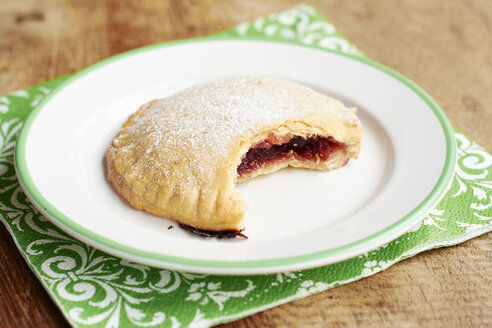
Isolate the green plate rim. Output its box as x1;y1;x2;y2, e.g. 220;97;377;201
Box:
15;36;457;271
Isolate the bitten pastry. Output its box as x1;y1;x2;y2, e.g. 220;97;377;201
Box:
106;77;362;234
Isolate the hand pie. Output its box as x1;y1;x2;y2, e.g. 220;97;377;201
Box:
106;77;362;234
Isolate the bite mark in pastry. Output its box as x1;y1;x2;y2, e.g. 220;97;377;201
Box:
106;77;362;233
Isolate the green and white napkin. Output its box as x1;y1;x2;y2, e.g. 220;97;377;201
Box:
1;5;491;328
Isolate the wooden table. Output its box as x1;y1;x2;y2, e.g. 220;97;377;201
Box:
1;0;491;327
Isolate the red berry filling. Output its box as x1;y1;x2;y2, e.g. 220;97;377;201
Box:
179;224;248;239
237;135;345;177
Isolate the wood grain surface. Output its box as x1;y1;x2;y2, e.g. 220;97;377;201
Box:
0;0;491;327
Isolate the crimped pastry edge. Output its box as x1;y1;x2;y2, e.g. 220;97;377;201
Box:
106;116;361;232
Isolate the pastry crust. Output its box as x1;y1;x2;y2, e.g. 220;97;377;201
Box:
106;77;362;231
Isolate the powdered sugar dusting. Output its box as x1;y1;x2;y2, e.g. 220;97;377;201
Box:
111;76;356;189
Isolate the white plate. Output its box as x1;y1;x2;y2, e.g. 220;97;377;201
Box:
16;38;456;275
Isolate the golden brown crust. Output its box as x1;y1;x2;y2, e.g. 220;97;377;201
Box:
106;77;362;231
